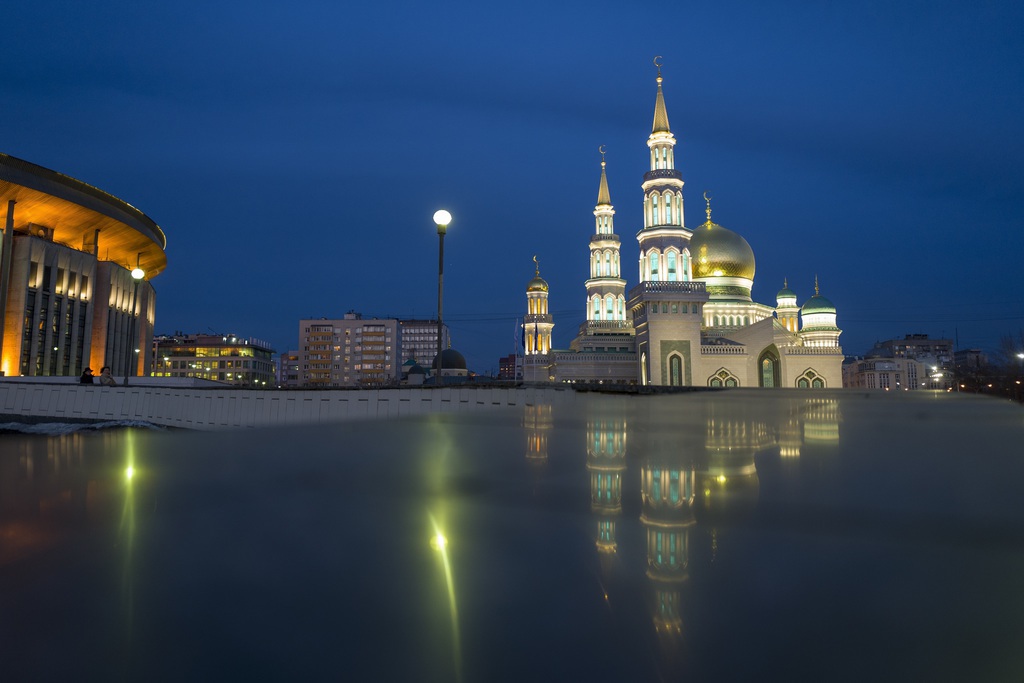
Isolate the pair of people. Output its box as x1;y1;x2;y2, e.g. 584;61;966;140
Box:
79;366;118;386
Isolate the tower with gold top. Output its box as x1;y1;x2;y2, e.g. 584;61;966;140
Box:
522;58;845;388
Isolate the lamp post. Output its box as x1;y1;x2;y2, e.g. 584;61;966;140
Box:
433;209;451;382
123;265;145;385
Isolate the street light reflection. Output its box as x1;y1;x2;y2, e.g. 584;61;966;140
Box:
429;513;461;683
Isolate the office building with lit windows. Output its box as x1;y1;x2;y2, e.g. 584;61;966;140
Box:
299;314;400;387
152;333;276;387
0;154;166;379
398;318;449;368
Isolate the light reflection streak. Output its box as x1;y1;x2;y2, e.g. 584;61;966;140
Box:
429;512;462;683
118;430;137;641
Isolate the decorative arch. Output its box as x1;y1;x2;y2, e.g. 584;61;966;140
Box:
796;368;826;388
667;353;684;386
708;368;739;388
758;346;781;388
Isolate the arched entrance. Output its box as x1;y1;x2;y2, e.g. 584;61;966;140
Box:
758;348;780;388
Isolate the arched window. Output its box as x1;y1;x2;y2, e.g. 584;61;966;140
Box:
593;296;601;320
652;194;659;224
709;369;739;387
759;350;780;388
798;377;809;388
664;191;673;223
813;378;825;388
669;355;683;386
667;251;677;281
681;252;690;281
650;252;659;279
603;252;611;277
605;295;614;318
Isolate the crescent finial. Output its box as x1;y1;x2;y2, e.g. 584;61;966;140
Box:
653;55;663;79
598;145;607;165
703;191;712;222
533;254;539;275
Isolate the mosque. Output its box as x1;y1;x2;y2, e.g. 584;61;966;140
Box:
522;64;843;388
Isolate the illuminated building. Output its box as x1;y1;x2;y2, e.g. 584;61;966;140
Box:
298;314;400;387
279;350;300;387
523;64;844;387
844;334;955;390
0;154;166;378
399;318;450;368
152;333;276;387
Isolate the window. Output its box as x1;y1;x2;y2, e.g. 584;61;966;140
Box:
669;355;682;386
667;251;677;281
650;252;659;279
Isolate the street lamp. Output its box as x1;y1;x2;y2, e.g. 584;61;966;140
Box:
433;209;452;382
123;265;146;385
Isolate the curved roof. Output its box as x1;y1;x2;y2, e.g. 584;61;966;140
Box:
689;219;755;281
0;153;168;278
432;348;467;370
801;294;836;314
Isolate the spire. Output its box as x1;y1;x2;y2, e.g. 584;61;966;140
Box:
534;254;540;276
597;146;611;205
652;56;671;133
814;275;820;296
703;191;713;224
784;277;788;289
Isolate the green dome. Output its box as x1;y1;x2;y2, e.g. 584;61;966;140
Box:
689;220;755;281
801;294;836;314
777;285;797;301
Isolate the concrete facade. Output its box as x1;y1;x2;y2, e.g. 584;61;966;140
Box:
0;380;573;430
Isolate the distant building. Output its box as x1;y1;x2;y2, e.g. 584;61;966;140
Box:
279;350;300;388
843;334;956;390
868;334;953;364
298;313;400;387
498;354;522;381
398;319;449;368
152;333;276;386
0;153;166;379
954;348;987;370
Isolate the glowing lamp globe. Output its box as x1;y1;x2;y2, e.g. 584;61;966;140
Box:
433;209;452;227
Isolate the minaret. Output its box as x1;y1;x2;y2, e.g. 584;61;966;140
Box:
627;58;708;387
586;147;627;322
799;276;841;348
524;257;554;356
637;57;691;284
775;278;800;332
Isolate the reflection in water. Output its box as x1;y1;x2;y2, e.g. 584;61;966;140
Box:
587;402;626;558
579;395;843;673
523;403;552;464
119;430;139;641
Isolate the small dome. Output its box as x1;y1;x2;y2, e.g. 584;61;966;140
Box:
689;220;755;281
801;294;836;315
432;348;467;370
527;275;549;292
777;283;797;302
408;363;426;375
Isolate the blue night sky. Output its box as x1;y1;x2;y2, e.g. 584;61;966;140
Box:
3;0;1023;372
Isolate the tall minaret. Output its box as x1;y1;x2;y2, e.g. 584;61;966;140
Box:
586;147;627;322
524;256;554;355
628;58;708;387
637;57;691;284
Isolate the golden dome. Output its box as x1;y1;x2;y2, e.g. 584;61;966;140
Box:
689;220;755;281
527;275;549;292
